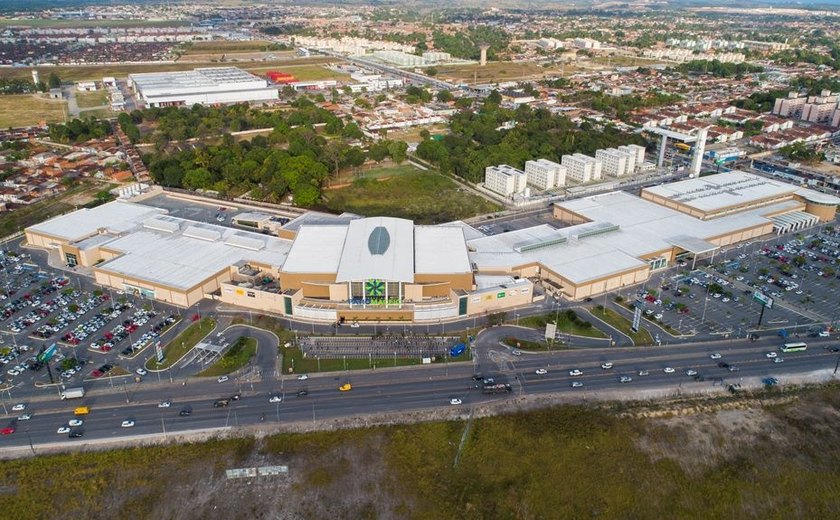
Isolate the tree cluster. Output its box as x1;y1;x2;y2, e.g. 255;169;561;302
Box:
415;98;647;183
675;60;764;78
139;104;408;207
48;117;111;144
432;26;510;60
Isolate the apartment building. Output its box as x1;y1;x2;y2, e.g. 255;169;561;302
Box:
524;159;566;190
562;154;603;183
618;144;646;172
595;148;631;177
485;164;527;196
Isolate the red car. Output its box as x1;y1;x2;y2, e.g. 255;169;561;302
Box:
90;369;103;378
1;426;15;435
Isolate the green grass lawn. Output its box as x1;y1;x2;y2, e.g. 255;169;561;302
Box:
281;344;462;374
518;310;608;339
147;317;216;370
501;336;567;351
196;337;256;377
590;306;654;345
75;90;109;108
323;169;502;224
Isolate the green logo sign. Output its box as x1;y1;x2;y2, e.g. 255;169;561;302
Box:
497;292;506;299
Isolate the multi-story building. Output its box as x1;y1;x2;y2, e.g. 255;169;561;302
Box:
562;154;602;183
484;165;527;196
421;51;451;63
618;144;646;172
773;93;808;118
372;50;426;67
524;159;566;191
595;148;631;178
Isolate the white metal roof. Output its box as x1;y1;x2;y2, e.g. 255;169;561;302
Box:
336;217;415;283
642;170;798;213
26;201;165;242
282;225;348;274
469;189;804;284
414;226;472;274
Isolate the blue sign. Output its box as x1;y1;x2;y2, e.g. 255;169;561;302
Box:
37;343;57;363
450;343;466;357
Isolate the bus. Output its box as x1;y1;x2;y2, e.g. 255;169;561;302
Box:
781;342;807;353
675;142;692;152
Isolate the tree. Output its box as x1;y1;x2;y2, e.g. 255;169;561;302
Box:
425;67;439;77
48;72;61;89
436;90;453;103
388;141;408;164
342;122;364;140
183;167;213;190
342;147;366;169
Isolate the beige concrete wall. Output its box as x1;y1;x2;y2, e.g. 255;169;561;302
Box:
403;284;423;302
414;272;474;291
218;283;285;312
338;309;413;321
301;282;331;299
552;206;591;225
804;201;837;221
466;282;533;314
278;272;336;290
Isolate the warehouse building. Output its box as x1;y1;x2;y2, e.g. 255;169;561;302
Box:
128;67;279;108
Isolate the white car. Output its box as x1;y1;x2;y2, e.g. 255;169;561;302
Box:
663;367;675;374
766;352;777;358
535;368;547;375
158;400;171;408
619;376;632;383
601;362;614;370
217;376;229;383
571;381;584;388
68;419;83;427
773;357;785;364
57;426;70;434
654;313;663;320
18;413;31;421
511;350;522;356
121;420;135;428
269;396;282;403
297;374;309;381
709;353;722;359
349;322;360;328
136;368;147;376
450;398;462;405
685;369;698;376
11;403;25;412
569;369;583;377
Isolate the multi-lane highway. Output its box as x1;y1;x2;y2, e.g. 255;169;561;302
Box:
1;328;838;452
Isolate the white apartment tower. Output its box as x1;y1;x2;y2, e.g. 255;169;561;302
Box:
484;165;527;197
562;154;603;183
618;144;645;172
524;159;566;190
595;148;631;177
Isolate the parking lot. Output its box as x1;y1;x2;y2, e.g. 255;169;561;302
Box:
140;194;244;227
0;243;184;391
623;222;840;339
474;209;559;236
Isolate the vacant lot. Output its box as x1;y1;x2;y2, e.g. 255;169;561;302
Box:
0;182;110;237
75;90;109;109
2;384;840;519
182;40;285;54
0;57;338;83
323;169;501;224
436;60;572;84
0;94;65;127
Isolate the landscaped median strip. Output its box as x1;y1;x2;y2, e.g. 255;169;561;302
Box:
145;317;216;371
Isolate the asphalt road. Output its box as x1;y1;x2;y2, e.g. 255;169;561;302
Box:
2;331;839;451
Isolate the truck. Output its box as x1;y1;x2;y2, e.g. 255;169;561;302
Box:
213;398;230;408
60;387;85;400
482;383;512;395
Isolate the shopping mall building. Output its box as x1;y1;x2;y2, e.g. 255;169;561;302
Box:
24;171;838;322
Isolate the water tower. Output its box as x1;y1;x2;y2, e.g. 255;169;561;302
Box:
479;45;489;67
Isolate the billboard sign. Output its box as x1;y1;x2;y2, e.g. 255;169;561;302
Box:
753;291;774;309
631;307;642;333
37;343;57;363
155;340;164;363
545;322;557;341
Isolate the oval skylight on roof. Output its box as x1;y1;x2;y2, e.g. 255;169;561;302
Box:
368;226;391;255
